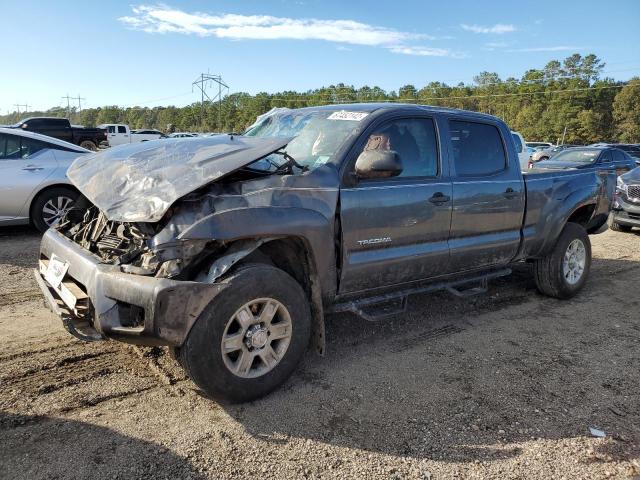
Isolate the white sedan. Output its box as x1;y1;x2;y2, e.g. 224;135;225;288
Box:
0;127;89;231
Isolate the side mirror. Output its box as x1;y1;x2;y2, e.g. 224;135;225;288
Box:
355;150;403;179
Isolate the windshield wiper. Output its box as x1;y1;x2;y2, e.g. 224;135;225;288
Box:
273;151;308;174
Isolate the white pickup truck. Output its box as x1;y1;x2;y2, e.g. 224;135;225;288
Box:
98;124;165;147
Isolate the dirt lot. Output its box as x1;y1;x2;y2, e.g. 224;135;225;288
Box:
0;226;639;479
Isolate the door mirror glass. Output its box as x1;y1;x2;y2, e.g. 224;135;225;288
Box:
355;149;403;178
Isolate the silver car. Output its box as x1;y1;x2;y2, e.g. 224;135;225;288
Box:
0;127;89;231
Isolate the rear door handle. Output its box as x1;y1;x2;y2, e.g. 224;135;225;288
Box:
429;192;450;204
503;188;518;199
22;165;44;171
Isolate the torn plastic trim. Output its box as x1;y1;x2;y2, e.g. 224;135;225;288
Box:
203;237;276;283
150;238;211;264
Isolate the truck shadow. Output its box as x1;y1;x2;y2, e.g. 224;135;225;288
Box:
219;258;640;464
0;412;206;480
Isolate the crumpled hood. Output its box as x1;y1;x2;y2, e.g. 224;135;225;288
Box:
66;135;291;222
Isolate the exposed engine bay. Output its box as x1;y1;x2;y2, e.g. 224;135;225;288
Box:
56;200;156;265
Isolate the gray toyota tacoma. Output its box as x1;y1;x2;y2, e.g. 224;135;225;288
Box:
34;104;614;402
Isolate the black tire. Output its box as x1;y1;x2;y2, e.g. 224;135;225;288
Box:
179;264;311;403
31;187;79;232
79;140;97;151
539;156;549;162
533;222;591;299
608;216;633;233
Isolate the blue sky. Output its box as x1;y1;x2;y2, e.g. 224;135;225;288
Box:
1;0;639;113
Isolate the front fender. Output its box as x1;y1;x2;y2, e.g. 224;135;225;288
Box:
179;206;336;296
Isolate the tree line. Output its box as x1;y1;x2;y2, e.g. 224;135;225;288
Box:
2;53;638;144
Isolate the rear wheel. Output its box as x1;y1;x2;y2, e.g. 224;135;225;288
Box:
79;140;97;151
179;264;311;402
533;222;591;299
31;187;79;232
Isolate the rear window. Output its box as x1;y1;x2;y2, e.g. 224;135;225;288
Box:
450;120;507;176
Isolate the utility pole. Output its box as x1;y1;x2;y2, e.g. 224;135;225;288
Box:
561;125;568;145
62;94;73;119
192;73;229;132
73;94;85;112
13;103;29;117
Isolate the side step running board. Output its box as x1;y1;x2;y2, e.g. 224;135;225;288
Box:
329;268;510;322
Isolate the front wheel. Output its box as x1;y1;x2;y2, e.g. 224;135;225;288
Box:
178;264;311;403
533;222;591;299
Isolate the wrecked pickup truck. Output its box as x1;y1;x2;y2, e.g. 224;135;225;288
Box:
34;104;613;402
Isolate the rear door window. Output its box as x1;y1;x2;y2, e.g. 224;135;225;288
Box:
117;126;127;134
20;137;47;158
449;120;507;176
600;151;613;163
613;150;627;163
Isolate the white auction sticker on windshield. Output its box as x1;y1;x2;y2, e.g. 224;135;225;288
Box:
327;111;369;121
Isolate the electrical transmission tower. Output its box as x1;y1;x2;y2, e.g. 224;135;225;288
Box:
192;73;229;131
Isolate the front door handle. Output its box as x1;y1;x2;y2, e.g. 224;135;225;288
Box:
22;165;44;171
503;188;518;199
428;192;450;204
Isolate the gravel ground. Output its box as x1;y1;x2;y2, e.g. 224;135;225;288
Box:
0;225;639;479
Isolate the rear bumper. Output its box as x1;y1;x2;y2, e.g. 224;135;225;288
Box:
35;229;226;346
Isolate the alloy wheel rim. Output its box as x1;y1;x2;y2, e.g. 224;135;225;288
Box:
563;239;586;285
221;298;292;378
42;196;74;227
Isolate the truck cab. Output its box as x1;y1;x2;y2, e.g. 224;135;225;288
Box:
99;124;131;147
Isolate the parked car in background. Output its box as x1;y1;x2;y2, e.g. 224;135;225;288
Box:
510;131;529;169
132;129;166;139
35;103;613;402
531;147;636;174
526;141;554;149
168;132;198;138
589;143;640;162
610;166;640;232
0;128;89;231
99;124;166;147
10;117;106;151
530;144;580;164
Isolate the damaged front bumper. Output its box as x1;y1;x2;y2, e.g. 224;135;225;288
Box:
34;229;226;346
